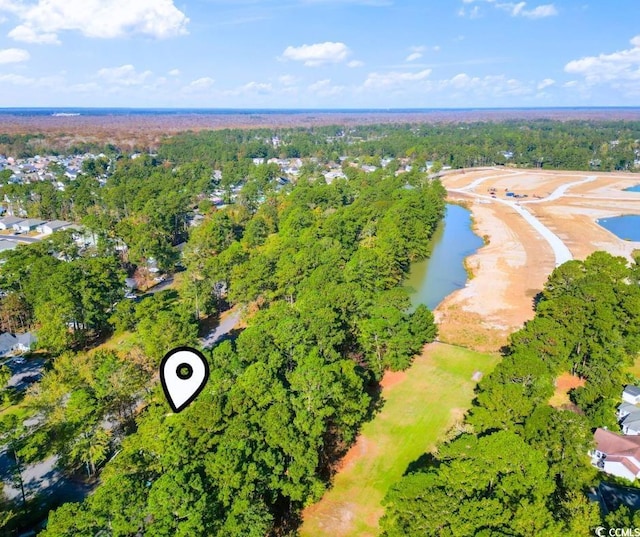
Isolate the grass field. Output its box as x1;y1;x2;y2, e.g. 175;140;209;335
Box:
300;342;499;537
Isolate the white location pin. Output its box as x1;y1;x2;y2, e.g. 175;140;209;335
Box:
160;347;209;413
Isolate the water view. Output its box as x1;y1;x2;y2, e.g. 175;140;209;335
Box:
624;184;640;193
405;204;484;310
597;215;640;241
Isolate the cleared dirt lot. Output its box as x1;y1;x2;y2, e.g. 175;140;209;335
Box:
438;168;640;351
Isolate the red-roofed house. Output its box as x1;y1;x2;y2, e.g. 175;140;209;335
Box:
592;428;640;481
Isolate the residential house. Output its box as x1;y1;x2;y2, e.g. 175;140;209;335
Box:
620;407;640;436
15;332;36;353
0;333;17;357
0;215;23;230
0;331;36;356
623;385;640;404
323;171;345;184
37;220;72;235
13;219;46;233
591;428;640;480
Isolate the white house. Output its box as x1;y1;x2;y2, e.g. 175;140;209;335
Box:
37;220;72;235
13;219;45;233
592;428;640;481
623;386;640;405
0;331;36;356
0;215;23;230
622;413;640;436
15;332;36;353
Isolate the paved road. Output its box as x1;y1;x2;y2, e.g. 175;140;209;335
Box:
145;277;175;294
451;186;573;267
0;235;41;244
5;357;45;392
200;308;243;349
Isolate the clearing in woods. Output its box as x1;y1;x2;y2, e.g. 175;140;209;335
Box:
300;342;498;537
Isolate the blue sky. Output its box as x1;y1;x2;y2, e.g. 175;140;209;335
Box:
0;0;638;108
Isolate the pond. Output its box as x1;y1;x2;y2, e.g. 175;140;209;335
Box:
624;185;640;193
405;204;484;310
597;215;640;242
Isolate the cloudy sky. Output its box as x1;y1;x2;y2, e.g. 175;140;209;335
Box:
0;0;637;108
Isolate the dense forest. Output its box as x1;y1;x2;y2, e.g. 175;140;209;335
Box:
1;149;445;534
381;252;640;536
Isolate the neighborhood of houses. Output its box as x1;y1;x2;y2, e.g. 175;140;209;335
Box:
0;216;82;257
0;331;36;358
591;385;640;481
0;152;103;187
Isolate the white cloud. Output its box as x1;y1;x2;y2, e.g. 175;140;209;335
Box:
496;2;557;18
405;46;425;62
4;0;188;44
521;3;557;17
0;72;63;88
442;72;533;96
223;81;273;97
168;68;180;77
564;35;640;89
0;47;29;63
187;77;215;90
8;24;59;44
278;74;298;86
68;82;100;93
363;69;431;89
241;81;272;94
0;73;32;84
347;59;364;68
281;41;350;66
97;64;152;86
300;0;393;5
308;78;344;97
537;78;555;90
458;5;481;17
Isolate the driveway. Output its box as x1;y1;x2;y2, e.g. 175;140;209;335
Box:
200;307;243;349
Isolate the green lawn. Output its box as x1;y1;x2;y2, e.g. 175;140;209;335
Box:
301;342;499;537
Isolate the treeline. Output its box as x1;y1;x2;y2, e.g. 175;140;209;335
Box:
0;132;118;159
381;252;640;536
3;120;640;171
155;120;640;171
40;173;445;535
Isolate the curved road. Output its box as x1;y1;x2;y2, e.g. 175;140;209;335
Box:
448;174;600;267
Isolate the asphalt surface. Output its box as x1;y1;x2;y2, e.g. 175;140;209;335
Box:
0;235;41;244
200;308;242;349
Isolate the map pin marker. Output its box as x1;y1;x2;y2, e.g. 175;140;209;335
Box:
160;347;209;413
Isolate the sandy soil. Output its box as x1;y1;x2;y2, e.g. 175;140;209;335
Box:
549;372;586;409
437;168;640;351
